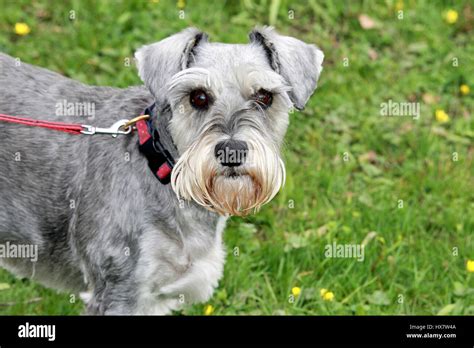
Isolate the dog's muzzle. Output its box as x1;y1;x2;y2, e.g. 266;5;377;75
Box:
171;131;286;216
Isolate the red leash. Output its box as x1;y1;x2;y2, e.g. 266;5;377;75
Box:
0;113;146;136
0;113;84;134
0;107;174;183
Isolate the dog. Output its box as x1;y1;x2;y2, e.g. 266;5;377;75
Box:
0;27;323;314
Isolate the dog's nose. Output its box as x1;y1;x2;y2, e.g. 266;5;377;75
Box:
214;140;248;167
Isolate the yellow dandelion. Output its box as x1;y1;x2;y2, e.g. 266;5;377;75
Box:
323;291;335;301
291;287;301;297
320;288;335;301
177;0;185;9
14;23;31;36
445;10;458;24
203;304;214;315
467;260;474;273
435;109;449;123
460;84;470;95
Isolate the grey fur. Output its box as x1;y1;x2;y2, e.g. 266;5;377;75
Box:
0;27;323;314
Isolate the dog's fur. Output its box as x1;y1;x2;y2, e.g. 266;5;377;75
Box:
0;27;323;314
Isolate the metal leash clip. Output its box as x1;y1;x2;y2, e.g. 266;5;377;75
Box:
81;119;132;137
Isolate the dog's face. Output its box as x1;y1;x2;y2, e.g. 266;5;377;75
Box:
135;27;323;216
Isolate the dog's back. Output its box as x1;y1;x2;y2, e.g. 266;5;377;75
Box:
0;53;101;289
0;53;150;291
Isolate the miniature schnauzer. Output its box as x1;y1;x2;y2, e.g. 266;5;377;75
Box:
0;27;323;314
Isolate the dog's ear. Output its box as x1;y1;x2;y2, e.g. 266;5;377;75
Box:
249;26;324;110
135;27;208;100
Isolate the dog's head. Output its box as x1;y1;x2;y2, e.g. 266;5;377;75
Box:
135;27;324;216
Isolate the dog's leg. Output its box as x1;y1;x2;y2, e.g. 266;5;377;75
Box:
73;241;141;315
85;276;138;315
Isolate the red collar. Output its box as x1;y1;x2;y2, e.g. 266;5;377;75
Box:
136;104;175;185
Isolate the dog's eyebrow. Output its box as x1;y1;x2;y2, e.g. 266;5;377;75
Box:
255;84;292;95
241;68;290;93
168;67;213;92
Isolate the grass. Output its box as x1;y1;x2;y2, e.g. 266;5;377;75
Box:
0;0;473;315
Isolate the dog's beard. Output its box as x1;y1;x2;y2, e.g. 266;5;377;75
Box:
171;130;285;216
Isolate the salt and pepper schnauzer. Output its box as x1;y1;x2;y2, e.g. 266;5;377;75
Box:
0;27;323;314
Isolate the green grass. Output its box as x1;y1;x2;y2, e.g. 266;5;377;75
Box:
0;0;473;315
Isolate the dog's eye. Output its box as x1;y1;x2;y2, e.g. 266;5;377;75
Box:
190;89;209;110
253;89;273;108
